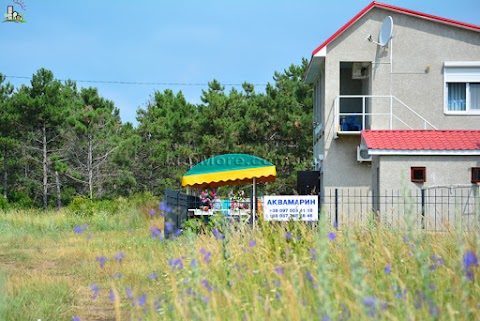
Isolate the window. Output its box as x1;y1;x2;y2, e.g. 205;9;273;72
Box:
472;168;480;183
444;62;480;114
446;82;480;112
411;167;426;183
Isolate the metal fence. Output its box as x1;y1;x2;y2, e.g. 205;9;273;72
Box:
164;189;202;238
322;186;480;231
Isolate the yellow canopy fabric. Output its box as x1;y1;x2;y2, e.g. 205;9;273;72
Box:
181;154;276;188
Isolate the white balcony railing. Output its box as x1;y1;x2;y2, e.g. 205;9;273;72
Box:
333;95;437;138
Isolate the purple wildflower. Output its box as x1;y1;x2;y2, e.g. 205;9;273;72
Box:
276;292;281;300
165;222;173;233
168;258;184;270
150;209;156;216
274;266;284;276
309;248;317;261
394;287;407;300
87;234;92;240
363;297;380;318
73;317;80;321
285;232;292;240
463;251;478;270
463;251;478;280
384;264;391;275
137;293;147;307
114;252;125;263
90;284;100;299
328;232;336;241
430;255;444;271
202;278;213;292
174;229;182;237
151;226;161;239
159;201;167;211
305;270;314;282
149;271;158;280
73;225;84;234
112;273;123;279
203;250;211;264
363;297;377;307
191;259;198;267
126;286;133;300
109;289;116;302
212;228;223;240
95;256;107;268
403;236;408;242
249;239;256;247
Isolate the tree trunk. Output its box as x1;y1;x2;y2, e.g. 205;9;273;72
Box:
3;144;7;200
87;133;93;200
55;170;61;209
42;123;48;210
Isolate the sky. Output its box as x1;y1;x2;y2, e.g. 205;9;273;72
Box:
1;0;479;125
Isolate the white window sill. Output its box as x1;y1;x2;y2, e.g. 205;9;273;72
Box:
444;111;480;115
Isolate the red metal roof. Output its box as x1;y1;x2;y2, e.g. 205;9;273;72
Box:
362;130;480;151
312;1;480;57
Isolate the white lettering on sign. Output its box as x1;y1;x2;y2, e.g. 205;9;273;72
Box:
263;195;318;221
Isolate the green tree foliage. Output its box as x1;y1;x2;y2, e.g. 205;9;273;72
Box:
64;87;122;200
14;69;74;209
0;74;15;200
0;60;313;208
135;89;198;195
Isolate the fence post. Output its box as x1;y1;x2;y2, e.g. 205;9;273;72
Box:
421;189;425;230
335;188;338;228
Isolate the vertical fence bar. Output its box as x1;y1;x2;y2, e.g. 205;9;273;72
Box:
335;188;339;228
421;189;425;230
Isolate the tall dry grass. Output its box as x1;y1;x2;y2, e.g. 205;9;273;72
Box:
0;204;478;321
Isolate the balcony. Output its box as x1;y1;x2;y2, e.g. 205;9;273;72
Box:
334;95;437;138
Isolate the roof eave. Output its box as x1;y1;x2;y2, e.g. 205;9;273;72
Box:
303;55;325;84
368;150;480;156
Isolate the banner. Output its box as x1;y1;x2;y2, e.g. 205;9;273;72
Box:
263;195;318;221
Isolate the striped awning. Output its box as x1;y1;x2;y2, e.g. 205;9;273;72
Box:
181;154;276;188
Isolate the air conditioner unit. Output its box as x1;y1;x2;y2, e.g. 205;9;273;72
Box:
357;146;372;162
352;62;369;79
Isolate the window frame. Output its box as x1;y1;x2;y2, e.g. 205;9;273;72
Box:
444;62;480;115
472;167;480;184
411;167;426;183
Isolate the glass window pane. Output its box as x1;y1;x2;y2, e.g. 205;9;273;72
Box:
448;83;466;111
470;83;480;110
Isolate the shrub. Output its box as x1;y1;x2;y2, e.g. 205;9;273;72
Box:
66;196;95;217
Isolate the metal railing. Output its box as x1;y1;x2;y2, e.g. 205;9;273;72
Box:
322;187;480;231
333;95;437;138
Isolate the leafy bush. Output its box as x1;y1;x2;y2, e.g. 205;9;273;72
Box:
66;196;95;217
8;192;33;210
0;197;8;211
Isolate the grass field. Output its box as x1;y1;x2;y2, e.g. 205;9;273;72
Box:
0;202;478;321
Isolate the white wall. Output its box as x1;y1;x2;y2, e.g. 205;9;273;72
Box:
317;7;480;190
